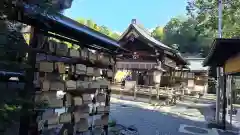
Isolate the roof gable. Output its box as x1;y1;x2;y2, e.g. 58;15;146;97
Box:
203;38;240;66
119;23;172;51
132;24;172;50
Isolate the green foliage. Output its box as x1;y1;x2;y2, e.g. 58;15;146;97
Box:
76;18;121;40
151;26;164;41
99;25;110;36
149;0;240;56
187;0;240;38
86;19;95;29
160;17;206;54
0;86;25;132
0;20;28;62
77;18;86;25
0;20;29;132
110;32;120;40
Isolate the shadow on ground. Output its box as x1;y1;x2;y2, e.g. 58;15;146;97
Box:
182;98;240;132
110;102;231;135
110;95;240;135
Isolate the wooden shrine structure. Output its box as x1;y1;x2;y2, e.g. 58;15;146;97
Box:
203;38;240;129
179;57;208;95
116;19;188;88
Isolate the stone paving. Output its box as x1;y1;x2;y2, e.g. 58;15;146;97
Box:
110;96;240;135
110;99;206;135
53;94;240;135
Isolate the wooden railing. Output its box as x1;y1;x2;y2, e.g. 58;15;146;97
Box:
111;84;184;105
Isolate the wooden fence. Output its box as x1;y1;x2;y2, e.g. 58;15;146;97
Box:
111;84;184;105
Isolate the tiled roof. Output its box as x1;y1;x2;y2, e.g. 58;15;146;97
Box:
132;24;172;50
203;38;240;66
16;3;129;53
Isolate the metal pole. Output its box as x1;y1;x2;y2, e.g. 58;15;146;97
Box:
218;0;227;129
216;0;223;124
218;0;223;38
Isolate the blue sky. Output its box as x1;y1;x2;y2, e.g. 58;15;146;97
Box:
64;0;188;32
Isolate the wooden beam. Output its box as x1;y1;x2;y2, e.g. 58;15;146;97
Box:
224;53;240;74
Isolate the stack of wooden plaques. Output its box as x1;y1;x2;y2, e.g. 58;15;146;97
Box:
33;37;115;134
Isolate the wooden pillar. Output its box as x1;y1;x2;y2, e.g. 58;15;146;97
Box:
135;70;139;85
148;71;151;86
132;70;136;81
169;68;173;87
180;68;183;79
134;85;137;100
149;86;152;103
180;69;185;95
172;69;176;85
19;28;39;135
113;56;117;83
